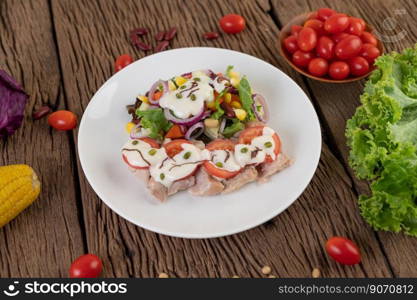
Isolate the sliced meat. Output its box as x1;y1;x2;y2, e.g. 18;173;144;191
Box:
168;176;196;196
129;167;150;185
189;167;224;196
222;166;258;194
148;177;168;202
257;153;292;183
246;120;266;128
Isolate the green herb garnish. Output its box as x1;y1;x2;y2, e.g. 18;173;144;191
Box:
160;173;165;180
132;140;139;145
215;162;223;168
264;141;272;148
238;76;256;121
183;152;191;159
240;147;248;153
135;108;173;140
148;149;157;156
190;94;196;101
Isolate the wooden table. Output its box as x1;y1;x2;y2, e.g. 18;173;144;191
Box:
1;0;416;278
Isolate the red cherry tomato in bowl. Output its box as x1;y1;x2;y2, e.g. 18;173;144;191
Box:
48;110;77;131
349;56;370;76
329;61;350;80
304;19;325;36
332;32;350;43
317;8;336;21
316;36;335;60
361;31;378;46
219;14;245;34
114;54;133;72
70;254;103;278
297;27;317;52
283;35;299;54
291;25;303;37
335;35;362;60
324;13;350;34
308;57;328;77
325;237;361;265
360;43;381;64
292;50;314;68
346;17;365;36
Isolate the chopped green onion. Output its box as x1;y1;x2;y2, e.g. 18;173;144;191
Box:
132;140;139;145
264;141;273;148
240;147;248;153
215;162;223;168
183;152;191;159
148;149;157;156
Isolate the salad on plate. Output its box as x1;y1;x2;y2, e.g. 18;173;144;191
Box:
121;67;292;202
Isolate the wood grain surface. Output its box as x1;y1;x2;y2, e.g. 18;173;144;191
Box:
0;0;416;277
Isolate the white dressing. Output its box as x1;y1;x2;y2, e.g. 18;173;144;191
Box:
122;139;167;168
250;127;277;161
209;150;241;172
234;144;266;167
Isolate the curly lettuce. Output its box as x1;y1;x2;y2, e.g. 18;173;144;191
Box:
136;108;172;140
346;45;417;236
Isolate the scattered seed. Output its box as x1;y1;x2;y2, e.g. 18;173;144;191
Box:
159;272;169;278
180;85;187;90
132;140;139;145
134;41;152;51
183;152;191;159
312;268;320;278
176;93;183;99
203;31;220;40
268;275;276;278
194;77;201;82
264;141;273;148
160;173;165;180
155;40;169;52
155;31;166;41
148;149;157;156
215;162;223;168
131;27;148;36
261;266;271;275
240;147;248;153
190;94;197;101
164;27;177;41
32;105;51;120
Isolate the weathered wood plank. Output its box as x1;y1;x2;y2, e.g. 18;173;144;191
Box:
0;0;85;277
271;0;417;276
51;0;391;277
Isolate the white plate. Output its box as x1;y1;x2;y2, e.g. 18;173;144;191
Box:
78;47;321;239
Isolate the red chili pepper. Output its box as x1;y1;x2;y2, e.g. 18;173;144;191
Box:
155;41;169;52
164;27;177;41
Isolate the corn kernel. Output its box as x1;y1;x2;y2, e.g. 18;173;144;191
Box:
138;95;149;103
234;109;247;121
168;81;177;91
175;76;187;86
125;122;135;133
204;118;219;128
138;102;149;111
207;101;216;109
229;71;240;79
225;93;232;104
231;77;240;87
231;101;242;109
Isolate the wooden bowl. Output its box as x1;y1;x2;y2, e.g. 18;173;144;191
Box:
278;12;384;83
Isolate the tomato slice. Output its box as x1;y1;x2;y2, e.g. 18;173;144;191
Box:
238;126;281;163
203;139;241;179
163;139;192;157
122;137;160;169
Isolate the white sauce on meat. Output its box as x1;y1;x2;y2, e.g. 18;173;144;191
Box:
209;150;241;172
234;144;266;167
122;139;167;168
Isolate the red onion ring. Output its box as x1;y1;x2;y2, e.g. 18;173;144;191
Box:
130;123;146;139
219;118;226;133
252;94;270;122
185;122;204;140
201;69;216;79
148;80;168;105
163;106;205;126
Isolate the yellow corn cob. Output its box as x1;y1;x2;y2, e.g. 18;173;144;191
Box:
0;165;40;227
231;101;242;109
224;93;232;104
138;95;149;104
125;122;135;133
175;76;187;87
234;108;247;121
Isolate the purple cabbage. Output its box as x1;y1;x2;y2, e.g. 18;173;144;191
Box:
0;70;28;138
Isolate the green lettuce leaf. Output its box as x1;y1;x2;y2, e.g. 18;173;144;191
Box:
222;119;244;138
136;108;172;140
238;76;256;121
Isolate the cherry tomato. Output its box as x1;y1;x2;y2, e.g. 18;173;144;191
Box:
324;13;350;34
122;137;160;170
283;35;299;54
332;32;350;43
335;35;362;59
297;27;317;52
239;126;281;163
219;14;245;34
308;58;328;77
317;8;336;21
316;36;335;60
69;254;102;278
346;17;365;36
329;61;350;80
307;11;318;20
291;25;303;37
326;237;361;265
304;19;326;36
357;18;366;28
349;56;370;76
164;139;193;157
292;50;314;68
48;110;77;131
203;139;241;179
361;31;378;46
114;54;133;72
360;43;380;64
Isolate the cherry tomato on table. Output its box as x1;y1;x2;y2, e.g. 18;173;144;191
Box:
219;14;245;34
238;126;281;163
335;35;362;60
284;35;299;54
316;7;336;21
346;17;365;36
308;57;328;77
349;56;370;76
48;110;77;131
325;237;361;265
324;13;350;34
361;31;378;46
329;61;350;80
316;36;335;60
292;50;314;68
70;254;103;278
297;27;317;52
203;139;241;179
360;43;381;64
114;54;133;72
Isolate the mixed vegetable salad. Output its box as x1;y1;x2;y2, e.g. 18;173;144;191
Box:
125;66;269;142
